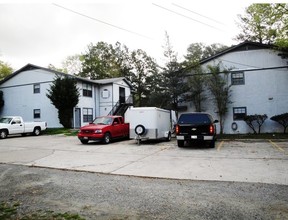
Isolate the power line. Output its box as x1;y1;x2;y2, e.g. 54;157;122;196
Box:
172;3;225;26
52;3;153;40
152;3;223;32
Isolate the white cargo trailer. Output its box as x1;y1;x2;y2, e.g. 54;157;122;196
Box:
125;107;173;144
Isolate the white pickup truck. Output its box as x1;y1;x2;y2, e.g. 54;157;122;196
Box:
0;116;47;139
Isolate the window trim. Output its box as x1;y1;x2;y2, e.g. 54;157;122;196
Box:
83;83;92;97
34;109;41;119
83;108;93;123
33;84;40;93
231;72;245;85
233;107;247;120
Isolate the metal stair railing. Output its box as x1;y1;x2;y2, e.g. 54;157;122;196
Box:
108;95;133;116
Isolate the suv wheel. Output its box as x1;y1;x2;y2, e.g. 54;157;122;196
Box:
177;140;184;148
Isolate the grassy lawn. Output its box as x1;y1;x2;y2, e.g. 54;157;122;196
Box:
43;128;79;136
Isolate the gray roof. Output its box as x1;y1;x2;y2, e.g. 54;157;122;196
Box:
0;63;133;89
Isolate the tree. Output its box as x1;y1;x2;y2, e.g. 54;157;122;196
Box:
244;114;268;134
186;67;206;112
184;43;228;66
183;43;228;112
0;61;13;80
62;54;83;75
79;42;131;80
46;75;79;128
271;113;288;133
159;32;188;111
129;49;158;107
235;3;288;45
206;64;231;134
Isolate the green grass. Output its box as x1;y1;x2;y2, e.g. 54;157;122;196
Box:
0;201;85;220
43;128;79;136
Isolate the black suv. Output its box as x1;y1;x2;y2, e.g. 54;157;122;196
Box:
176;112;218;148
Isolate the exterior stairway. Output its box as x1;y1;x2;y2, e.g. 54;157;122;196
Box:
108;95;133;117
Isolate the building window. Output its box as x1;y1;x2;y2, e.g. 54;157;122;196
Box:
34;109;41;119
83;108;93;122
83;83;92;97
34;84;40;93
233;107;247;120
231;72;245;85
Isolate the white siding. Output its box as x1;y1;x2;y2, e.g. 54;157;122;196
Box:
0;67;132;128
184;49;288;134
0;69;61;127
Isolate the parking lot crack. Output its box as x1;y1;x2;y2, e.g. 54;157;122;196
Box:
109;147;169;173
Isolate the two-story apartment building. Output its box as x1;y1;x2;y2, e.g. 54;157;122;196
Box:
181;41;288;134
0;64;133;128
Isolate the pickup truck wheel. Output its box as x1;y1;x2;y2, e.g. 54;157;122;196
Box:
209;140;215;148
0;130;8;139
177;140;184;148
103;133;111;144
33;127;41;136
80;140;89;144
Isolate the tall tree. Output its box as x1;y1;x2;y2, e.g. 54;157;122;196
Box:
183;43;227;112
184;43;228;66
129;49;158;107
0;60;13;80
235;3;288;45
160;32;188;111
62;54;83;75
186;67;206;112
46;75;79;128
79;42;131;80
206;64;231;134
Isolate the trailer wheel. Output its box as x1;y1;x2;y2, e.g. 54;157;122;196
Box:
135;125;145;135
166;132;171;141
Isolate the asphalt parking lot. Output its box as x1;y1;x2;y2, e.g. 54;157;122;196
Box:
0;135;287;185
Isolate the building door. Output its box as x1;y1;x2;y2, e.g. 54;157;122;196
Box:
119;87;125;104
74;108;81;128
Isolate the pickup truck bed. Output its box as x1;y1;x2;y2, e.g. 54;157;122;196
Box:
0;116;47;139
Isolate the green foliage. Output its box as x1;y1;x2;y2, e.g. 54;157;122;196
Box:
270;113;288;133
0;60;13;80
235;3;288;44
46;75;79;128
244;114;268;134
79;42;131;80
184;43;228;67
186;67;206;112
206;64;231;134
156;32;188;110
129;49;159;107
62;54;83;75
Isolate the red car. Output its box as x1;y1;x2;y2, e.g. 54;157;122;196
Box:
78;116;129;144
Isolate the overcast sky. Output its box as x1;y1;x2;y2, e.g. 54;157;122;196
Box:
0;0;256;71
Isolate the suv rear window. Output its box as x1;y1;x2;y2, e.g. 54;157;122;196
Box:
178;113;212;125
